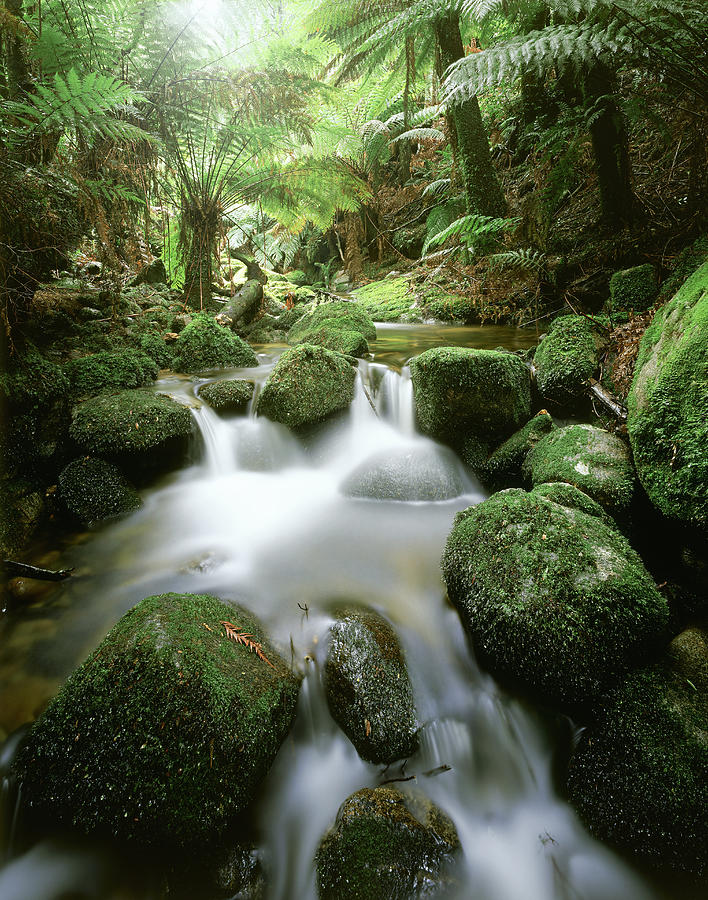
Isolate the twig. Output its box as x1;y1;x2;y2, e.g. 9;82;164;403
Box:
3;560;74;581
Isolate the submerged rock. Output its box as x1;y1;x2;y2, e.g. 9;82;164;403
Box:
316;786;460;900
442;485;669;711
14;593;300;846
57;457;141;525
198;379;254;414
172;313;258;373
256;343;356;429
567;624;708;876
324;606;418;764
627;260;708;530
523;423;635;514
482;410;556;486
533;315;599;406
341;444;465;502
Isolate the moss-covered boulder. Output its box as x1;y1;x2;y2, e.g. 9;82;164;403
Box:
57;457;141;525
482;411;556;486
295;325;369;358
627;261;708;529
341;445;465;502
533;315;599;405
63;349;158;399
609;263;658;312
442;485;669;711
256;344;356;429
523;424;635;514
316;786;460;900
351;276;422;323
13;593;300;847
409;348;531;463
567;624;708;876
70;389;196;475
0;478;45;557
287;300;376;353
198;379;254;414
324;607;418;764
172;313;258;373
138;332;174;369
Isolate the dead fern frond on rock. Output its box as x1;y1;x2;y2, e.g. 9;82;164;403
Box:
221;621;276;669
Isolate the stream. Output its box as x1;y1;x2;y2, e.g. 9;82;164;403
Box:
0;324;664;899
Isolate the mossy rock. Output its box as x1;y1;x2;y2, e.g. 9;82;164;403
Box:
277;305;308;331
324;607;418;764
172;313;258;373
567;624;708;876
294;325;369;358
57;457;141;525
198;379;254;414
442;485;669;712
409;347;531;458
482;411;557;486
316;786;460;900
287;300;376;346
256;344;356;429
533;315;599;406
70;389;196;475
0;479;45;557
63;350;158;399
285;269;309;286
13;593;300;847
351;276;421;323
341;445;465;502
523;424;635;514
609;263;658;313
0;344;69;413
627;261;708;530
138;333;174;369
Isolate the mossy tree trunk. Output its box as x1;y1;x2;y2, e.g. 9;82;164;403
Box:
434;14;506;218
182;200;219;309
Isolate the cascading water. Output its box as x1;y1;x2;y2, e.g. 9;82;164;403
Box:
0;331;664;899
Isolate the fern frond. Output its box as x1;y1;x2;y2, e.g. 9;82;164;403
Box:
422;213;518;255
422;178;451;198
489;248;547;272
391;126;445;143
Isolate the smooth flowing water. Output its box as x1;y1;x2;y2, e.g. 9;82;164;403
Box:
0;325;662;899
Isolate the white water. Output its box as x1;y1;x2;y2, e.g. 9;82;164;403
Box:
0;344;660;900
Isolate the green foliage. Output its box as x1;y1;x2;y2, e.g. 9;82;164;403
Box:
422;213;518;256
489;248;547;272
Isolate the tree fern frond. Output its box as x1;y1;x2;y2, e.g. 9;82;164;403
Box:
422;213;517;255
391;126;445;143
422;178;451;198
489;248;547;272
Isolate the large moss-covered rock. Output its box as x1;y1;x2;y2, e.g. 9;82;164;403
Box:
627;261;708;529
14;593;300;847
351;275;422;323
324;607;418;764
409;348;531;456
198;379;254;414
0;478;45;557
57;457;141;525
523;424;635;514
341;445;465;502
287;300;376;348
172;313;258;373
70;389;196;474
316;786;460;900
294;325;369;358
63;349;158;399
482;411;556;486
609;263;658;312
442;485;669;711
533;315;599;405
256;344;356;429
567;624;708;876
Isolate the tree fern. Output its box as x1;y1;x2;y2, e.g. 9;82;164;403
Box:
422;212;517;255
489;248;547;272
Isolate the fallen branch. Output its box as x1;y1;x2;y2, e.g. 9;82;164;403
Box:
588;378;627;422
2;560;74;581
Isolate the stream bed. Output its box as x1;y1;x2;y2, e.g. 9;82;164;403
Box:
0;325;667;899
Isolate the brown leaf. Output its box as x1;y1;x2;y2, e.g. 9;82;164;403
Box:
365;719;371;737
221;621;276;669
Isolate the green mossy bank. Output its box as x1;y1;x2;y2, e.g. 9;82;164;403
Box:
14;593;300;846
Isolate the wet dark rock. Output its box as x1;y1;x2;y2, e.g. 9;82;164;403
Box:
0;480;45;557
316;786;460;900
131;258;167;286
14;593;301;847
567;624;708;876
57;457;141;525
442;485;670;712
341;445;465;502
167;841;265;900
198;379;254;414
324;606;417;764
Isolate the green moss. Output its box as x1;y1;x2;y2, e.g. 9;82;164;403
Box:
316;787;460;900
482;411;557;485
533;315;599;405
0;344;69;412
0;478;44;556
410;347;531;451
292;325;368;358
63;350;158;399
138;332;174;369
70;389;195;459
609;264;659;312
627;261;708;528
657;234;708;303
523;423;635;513
172;313;258;373
198;379;254;414
57;457;141;525
287;300;376;346
13;593;300;847
324;607;418;764
276;305;307;330
442;485;669;711
256;344;355;428
285;269;309;286
351;276;421;323
567;626;708;876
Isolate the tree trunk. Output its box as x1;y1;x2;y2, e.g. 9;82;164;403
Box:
183;218;216;309
434;14;506;218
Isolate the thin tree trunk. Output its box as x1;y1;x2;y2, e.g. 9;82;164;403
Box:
184;221;215;309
